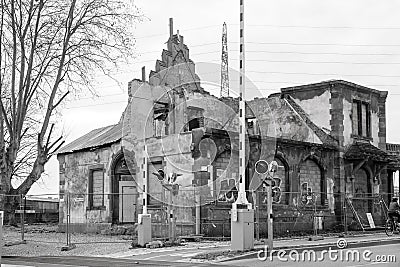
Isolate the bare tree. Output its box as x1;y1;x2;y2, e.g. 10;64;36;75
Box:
0;0;141;221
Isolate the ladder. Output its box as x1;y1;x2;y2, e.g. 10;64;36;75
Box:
379;195;389;220
345;196;367;231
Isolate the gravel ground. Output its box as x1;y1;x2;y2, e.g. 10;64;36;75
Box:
2;224;229;257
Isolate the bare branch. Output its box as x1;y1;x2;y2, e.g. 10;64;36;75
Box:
52;90;69;110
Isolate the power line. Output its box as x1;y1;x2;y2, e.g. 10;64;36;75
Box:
245;41;400;47
245;24;400;30
134;23;400;40
135;24;400;40
65;100;127;109
191;50;400;57
178;41;400;47
244;70;400;78
239;59;400;65
67;92;126;101
134;24;221;39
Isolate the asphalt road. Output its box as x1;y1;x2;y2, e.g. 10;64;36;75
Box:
228;243;400;267
1;255;227;267
123;244;230;262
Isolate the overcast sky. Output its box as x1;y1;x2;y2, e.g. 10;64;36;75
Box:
29;0;400;195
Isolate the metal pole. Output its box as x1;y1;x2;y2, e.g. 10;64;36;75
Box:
195;187;201;235
21;195;25;242
256;192;260;240
66;193;70;246
1;209;3;265
168;188;172;242
343;193;348;235
266;184;273;250
314;194;317;237
171;192;176;242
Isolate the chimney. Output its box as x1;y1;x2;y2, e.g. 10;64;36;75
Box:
141;66;146;82
169;18;173;38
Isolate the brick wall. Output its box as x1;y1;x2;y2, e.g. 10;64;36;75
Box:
299;159;322;192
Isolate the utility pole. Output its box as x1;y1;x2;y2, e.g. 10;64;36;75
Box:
220;22;230;98
231;0;254;252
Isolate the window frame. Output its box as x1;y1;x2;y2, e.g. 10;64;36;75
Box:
352;99;371;139
88;164;106;210
187;106;204;131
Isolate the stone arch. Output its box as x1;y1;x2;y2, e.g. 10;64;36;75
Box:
212;150;239;203
109;150;137;223
274;152;290;204
298;154;326;206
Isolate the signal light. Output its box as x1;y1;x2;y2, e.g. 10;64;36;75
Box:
255;160;269;174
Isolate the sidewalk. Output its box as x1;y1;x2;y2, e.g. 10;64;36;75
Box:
217;232;400;262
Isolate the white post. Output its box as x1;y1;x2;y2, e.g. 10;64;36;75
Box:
137;144;152;246
234;0;251;208
231;0;254;252
195;189;201;235
266;181;273;250
143;145;148;215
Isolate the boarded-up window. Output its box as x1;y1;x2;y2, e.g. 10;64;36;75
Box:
89;169;104;209
361;103;367;136
352;100;371;138
352;102;359;136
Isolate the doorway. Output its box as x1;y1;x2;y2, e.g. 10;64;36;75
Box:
112;154;137;223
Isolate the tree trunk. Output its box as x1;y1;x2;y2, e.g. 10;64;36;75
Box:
3;194;20;226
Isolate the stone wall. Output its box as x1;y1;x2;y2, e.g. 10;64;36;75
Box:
58;142;122;231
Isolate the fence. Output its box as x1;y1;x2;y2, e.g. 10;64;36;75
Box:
1;191;399;249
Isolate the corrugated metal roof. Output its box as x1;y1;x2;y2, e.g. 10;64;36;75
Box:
57;123;122;154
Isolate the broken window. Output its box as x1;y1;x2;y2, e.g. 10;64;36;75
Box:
89;169;104;209
153;101;169;137
187;107;204;131
352;100;371;138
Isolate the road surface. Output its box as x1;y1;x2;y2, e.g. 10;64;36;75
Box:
228;243;400;267
1;255;226;267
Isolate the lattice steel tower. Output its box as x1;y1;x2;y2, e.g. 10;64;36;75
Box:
220;22;230;98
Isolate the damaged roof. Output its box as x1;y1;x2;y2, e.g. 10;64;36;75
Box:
57;123;122;154
281;79;388;96
344;141;397;162
220;95;338;148
386;143;400;169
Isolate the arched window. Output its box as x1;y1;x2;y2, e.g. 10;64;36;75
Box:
299;159;324;206
258;156;289;205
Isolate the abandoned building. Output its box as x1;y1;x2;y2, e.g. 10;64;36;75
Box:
57;22;400;236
